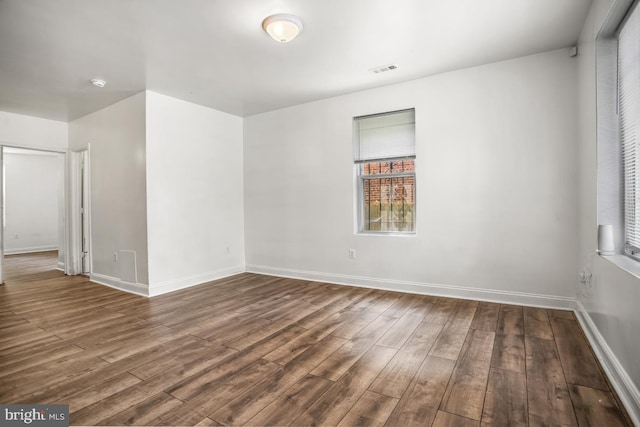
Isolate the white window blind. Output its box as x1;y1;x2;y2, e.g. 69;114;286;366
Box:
619;2;640;255
354;109;415;162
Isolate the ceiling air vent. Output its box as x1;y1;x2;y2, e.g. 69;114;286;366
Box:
369;64;399;74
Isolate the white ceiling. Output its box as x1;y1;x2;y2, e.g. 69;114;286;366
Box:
0;0;592;122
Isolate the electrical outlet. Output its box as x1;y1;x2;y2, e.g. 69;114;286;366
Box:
225;246;231;254
113;252;118;263
349;249;357;260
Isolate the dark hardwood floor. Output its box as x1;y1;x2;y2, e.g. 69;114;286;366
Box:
3;250;60;280
0;252;633;426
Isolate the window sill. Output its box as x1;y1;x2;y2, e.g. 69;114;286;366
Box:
600;253;640;280
356;233;416;237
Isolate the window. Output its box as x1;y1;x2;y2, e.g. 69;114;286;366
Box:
354;109;416;234
619;2;640;257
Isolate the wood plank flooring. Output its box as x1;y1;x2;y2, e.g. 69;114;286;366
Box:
0;252;633;426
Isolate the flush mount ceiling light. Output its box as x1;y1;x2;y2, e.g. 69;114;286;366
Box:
262;13;303;43
90;78;106;88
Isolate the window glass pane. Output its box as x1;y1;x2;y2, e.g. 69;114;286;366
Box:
360;160;414;175
362;160;415;232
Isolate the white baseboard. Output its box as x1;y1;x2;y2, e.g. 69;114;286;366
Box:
5;245;58;255
575;300;640;426
90;273;149;297
90;266;245;298
245;264;576;310
56;261;65;272
148;265;245;297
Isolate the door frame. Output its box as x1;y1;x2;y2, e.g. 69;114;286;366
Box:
0;144;69;284
69;148;91;276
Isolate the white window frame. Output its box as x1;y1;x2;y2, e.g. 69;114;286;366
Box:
353;109;416;235
618;0;640;260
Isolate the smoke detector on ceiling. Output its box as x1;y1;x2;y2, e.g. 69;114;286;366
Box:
91;78;106;88
369;64;399;74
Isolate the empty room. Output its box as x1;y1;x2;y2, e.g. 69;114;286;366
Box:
0;0;639;426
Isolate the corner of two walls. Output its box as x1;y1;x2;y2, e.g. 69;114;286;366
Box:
68;91;150;294
68;91;246;297
144;91;245;296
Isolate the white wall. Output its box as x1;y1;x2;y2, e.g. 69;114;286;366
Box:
577;0;640;422
0;110;68;270
4;152;60;254
244;48;579;306
145;91;245;294
0;110;67;151
68;92;149;287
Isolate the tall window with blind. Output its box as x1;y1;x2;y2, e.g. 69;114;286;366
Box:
619;2;640;258
353;109;416;234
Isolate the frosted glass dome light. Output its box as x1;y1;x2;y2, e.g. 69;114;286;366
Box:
262;14;303;43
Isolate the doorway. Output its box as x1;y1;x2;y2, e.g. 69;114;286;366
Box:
1;146;67;284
